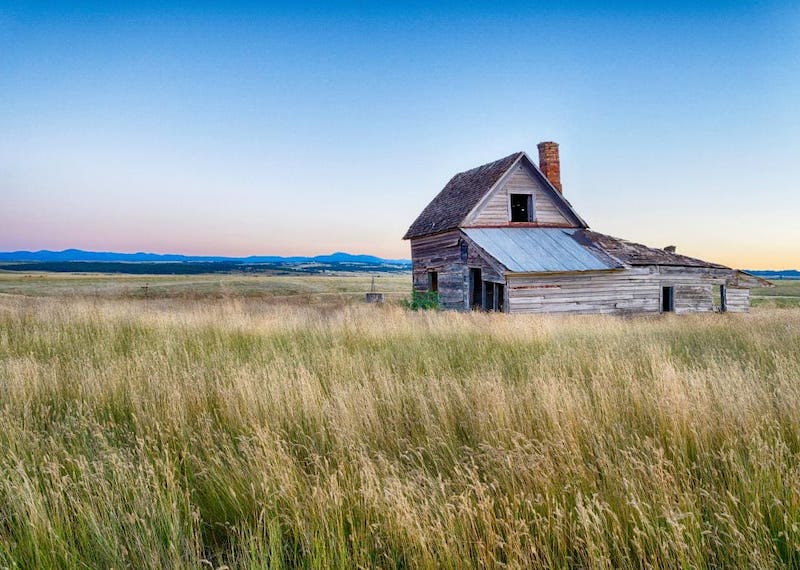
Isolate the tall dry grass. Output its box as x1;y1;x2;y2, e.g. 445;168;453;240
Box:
1;296;799;568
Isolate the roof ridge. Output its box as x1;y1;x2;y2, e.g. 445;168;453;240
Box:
452;151;524;178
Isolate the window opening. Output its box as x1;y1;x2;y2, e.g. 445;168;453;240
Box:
484;281;495;311
470;269;482;309
510;194;533;222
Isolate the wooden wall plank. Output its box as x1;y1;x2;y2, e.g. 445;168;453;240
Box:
410;230;466;310
506;266;750;315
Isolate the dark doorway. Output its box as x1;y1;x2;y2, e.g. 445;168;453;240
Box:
483;282;504;312
662;286;675;313
510;194;533;222
470;268;482;309
427;271;438;293
484;281;495;311
496;284;505;312
718;285;727;312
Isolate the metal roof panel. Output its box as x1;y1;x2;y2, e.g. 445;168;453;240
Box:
462;228;616;273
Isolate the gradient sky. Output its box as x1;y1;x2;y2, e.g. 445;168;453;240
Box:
1;1;798;268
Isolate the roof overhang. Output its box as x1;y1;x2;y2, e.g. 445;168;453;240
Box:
505;268;625;278
733;270;775;288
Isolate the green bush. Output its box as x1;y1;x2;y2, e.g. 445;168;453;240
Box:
403;290;440;310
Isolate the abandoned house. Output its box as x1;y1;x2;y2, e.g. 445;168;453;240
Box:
403;141;768;314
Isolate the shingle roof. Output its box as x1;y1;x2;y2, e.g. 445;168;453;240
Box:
573;230;730;269
463;228;621;273
403;153;524;239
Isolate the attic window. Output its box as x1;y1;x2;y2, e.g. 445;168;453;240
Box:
510;194;533;222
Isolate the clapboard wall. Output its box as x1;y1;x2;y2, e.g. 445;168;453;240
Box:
410;230;464;309
725;287;750;312
507;266;744;315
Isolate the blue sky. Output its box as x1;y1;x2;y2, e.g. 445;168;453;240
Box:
1;1;798;267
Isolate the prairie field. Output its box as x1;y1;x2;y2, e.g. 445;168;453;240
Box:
1;273;800;568
752;280;800;308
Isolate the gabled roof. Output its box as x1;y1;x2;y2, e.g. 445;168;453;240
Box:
403;152;585;239
463;228;620;273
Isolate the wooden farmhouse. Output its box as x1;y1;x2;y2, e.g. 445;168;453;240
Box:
403;142;768;314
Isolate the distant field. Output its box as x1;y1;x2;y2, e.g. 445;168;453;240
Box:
1;273;799;568
751;279;800;308
3;271;795;307
0;272;412;305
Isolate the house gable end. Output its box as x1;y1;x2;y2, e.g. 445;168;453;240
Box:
462;154;585;229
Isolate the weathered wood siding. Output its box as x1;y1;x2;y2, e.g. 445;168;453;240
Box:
506;266;745;315
465;243;504;284
657;266;742;314
507;268;661;315
673;283;713;313
465;163;574;227
725;287;750;312
409;231;466;310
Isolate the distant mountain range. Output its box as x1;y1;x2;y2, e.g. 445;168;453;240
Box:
0;249;411;265
746;270;800;280
0;250;796;278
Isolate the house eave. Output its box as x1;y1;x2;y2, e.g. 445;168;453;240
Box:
505;268;626;278
404;227;461;241
460;222;577;230
733;270;774;288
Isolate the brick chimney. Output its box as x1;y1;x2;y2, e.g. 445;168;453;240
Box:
537;141;562;193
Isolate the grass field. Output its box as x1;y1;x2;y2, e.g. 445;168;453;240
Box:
752;279;800;308
1;273;799;568
0;272;411;304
